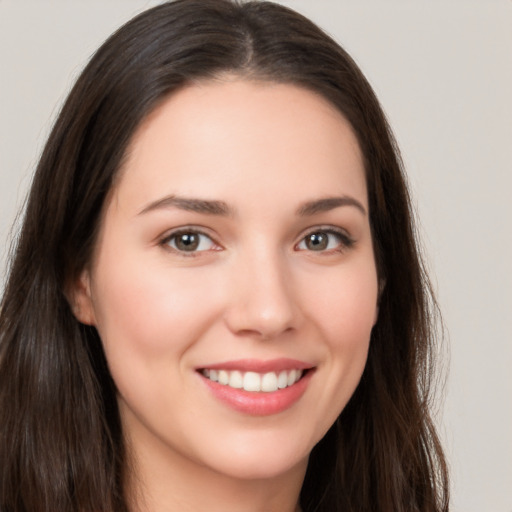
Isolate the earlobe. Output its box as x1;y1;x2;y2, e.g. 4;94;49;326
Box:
66;270;96;326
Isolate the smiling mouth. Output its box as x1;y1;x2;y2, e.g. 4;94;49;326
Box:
200;368;307;393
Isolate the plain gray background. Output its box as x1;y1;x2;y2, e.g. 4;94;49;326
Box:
1;1;511;511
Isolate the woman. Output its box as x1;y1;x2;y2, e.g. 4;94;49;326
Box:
0;1;449;511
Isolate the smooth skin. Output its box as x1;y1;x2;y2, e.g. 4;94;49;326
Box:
72;79;379;512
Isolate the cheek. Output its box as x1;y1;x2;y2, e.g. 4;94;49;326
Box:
318;292;375;386
89;256;223;433
311;259;379;343
89;251;220;377
304;260;377;420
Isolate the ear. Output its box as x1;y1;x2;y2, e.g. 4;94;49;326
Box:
66;270;96;326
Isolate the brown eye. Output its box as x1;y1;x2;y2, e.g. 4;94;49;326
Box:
304;232;329;251
296;229;353;253
165;231;216;253
175;233;199;251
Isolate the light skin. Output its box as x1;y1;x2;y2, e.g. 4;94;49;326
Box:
72;79;379;512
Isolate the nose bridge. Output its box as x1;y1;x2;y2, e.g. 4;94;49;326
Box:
224;239;299;339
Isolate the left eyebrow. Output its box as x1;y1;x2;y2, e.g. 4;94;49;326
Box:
296;196;367;216
138;195;233;216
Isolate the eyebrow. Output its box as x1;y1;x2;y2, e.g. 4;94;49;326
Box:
138;195;233;216
138;194;366;217
296;196;367;216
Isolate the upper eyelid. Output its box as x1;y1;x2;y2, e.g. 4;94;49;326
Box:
298;225;353;240
157;224;354;247
159;227;222;250
160;226;217;241
295;226;355;251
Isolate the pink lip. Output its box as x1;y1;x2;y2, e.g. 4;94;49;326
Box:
197;359;315;416
198;358;313;373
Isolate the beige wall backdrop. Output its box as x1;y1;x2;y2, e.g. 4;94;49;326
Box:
1;1;511;510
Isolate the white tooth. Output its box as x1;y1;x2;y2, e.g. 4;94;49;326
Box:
287;369;297;386
229;370;243;389
295;369;303;383
209;369;218;382
218;370;229;385
261;372;278;392
277;370;288;389
243;371;261;392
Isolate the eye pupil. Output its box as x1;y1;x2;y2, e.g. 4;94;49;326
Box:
306;232;328;251
175;233;199;251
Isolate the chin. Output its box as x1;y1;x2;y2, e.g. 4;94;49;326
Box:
199;431;312;482
212;456;307;482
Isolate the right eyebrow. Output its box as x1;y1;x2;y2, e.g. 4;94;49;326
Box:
137;195;234;217
296;195;367;217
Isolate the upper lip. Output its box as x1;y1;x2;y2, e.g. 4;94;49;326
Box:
197;358;314;373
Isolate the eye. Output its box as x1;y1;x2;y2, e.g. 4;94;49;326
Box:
162;230;218;253
296;229;353;252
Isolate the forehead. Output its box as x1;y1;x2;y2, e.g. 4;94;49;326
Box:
114;79;367;213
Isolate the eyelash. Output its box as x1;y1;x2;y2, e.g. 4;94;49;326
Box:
160;228;220;257
295;227;355;254
159;226;355;257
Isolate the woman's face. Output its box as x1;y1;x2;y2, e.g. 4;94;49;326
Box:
74;80;379;483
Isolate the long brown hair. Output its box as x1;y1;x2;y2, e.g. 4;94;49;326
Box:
0;1;449;510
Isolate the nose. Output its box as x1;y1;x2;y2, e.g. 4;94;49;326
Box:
223;249;301;340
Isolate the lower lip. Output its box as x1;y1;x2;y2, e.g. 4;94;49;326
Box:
200;370;313;416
